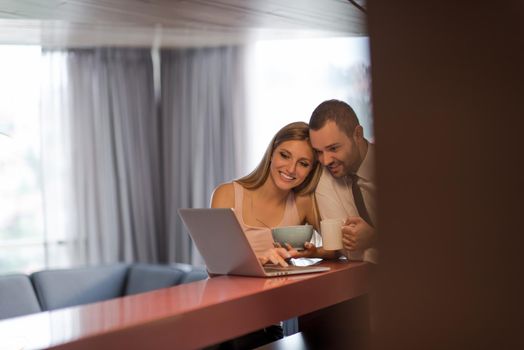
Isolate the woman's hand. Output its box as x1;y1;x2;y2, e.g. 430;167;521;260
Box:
273;242;318;259
292;242;318;258
257;247;296;267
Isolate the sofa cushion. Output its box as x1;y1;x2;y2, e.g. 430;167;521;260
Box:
125;264;186;295
0;274;41;320
180;268;208;284
170;263;208;284
31;264;129;311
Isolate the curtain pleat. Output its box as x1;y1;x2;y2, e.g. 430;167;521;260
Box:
47;48;160;265
160;46;246;265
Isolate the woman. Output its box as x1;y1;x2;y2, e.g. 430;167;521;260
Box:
211;121;322;267
210;121;322;349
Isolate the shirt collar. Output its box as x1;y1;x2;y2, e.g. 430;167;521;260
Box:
356;141;375;182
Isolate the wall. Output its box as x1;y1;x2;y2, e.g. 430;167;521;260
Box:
368;2;523;349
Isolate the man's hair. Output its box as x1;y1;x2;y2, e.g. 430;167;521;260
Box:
309;99;360;136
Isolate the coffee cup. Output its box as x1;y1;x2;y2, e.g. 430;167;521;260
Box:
320;218;344;250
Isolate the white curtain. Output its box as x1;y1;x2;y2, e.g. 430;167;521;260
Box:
161;46;246;265
40;46;246;267
41;48;161;265
40;51;74;267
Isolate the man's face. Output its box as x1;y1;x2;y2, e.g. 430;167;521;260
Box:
310;121;361;178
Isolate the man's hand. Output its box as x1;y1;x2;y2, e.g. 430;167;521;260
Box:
342;216;376;251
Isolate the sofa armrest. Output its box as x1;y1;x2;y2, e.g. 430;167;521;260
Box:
0;274;41;320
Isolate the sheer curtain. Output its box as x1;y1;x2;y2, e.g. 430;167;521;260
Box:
40;46;246;267
40;50;74;267
41;48;161;265
161;46;246;265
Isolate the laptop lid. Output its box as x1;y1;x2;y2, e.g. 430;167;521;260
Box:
178;208;330;277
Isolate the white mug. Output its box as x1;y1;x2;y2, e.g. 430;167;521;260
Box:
320;218;344;250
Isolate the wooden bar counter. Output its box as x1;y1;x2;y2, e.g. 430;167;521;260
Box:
0;260;372;350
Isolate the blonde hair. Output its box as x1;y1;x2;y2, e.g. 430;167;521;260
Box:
237;121;322;195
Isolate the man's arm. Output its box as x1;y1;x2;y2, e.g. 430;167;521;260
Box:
315;191;350;220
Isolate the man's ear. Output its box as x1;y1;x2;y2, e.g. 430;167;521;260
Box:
354;125;364;140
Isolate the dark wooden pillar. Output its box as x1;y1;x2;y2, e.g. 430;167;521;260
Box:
368;1;524;349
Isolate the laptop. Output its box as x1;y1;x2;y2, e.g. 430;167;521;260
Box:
178;208;330;277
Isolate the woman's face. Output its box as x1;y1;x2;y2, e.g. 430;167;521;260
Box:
269;140;315;191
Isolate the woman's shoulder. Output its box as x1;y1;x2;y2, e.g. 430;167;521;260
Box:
211;182;235;208
294;192;314;212
212;182;236;199
214;181;235;192
294;192;318;228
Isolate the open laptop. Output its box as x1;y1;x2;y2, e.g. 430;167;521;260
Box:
178;208;330;277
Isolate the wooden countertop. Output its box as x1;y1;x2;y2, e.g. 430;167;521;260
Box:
0;260;371;350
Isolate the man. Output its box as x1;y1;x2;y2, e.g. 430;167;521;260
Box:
308;99;378;263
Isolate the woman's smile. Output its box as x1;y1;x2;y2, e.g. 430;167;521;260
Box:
279;171;296;181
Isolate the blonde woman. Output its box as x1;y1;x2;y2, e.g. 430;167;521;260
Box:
211;122;339;348
212;121;335;267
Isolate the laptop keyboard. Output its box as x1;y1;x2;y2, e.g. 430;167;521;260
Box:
264;265;310;272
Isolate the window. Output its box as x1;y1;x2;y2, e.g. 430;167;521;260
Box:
0;46;45;273
0;46;69;274
246;37;372;172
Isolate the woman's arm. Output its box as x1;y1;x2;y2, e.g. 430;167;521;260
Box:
211;182;291;266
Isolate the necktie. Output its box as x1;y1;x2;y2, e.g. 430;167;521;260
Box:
349;174;373;227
